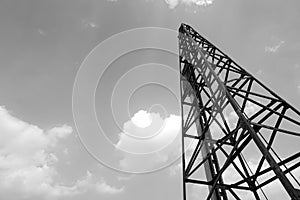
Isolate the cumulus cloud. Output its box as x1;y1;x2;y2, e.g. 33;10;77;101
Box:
0;106;122;199
116;112;180;154
115;110;199;173
115;111;183;172
72;171;124;195
165;0;214;9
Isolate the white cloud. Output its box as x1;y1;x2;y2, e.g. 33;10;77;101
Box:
165;0;179;9
117;112;180;154
0;106;122;199
265;40;285;53
165;0;214;9
73;171;124;195
0;106;73;199
116;111;183;172
131;110;152;128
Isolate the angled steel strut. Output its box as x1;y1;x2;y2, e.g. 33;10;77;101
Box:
179;23;300;200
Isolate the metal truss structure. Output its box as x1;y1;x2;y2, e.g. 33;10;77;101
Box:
179;23;300;200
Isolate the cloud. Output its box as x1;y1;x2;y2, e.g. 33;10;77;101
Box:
265;40;285;53
115;111;182;172
0;106;73;199
165;0;179;9
0;106;122;199
165;0;214;9
131;110;152;128
73;171;124;195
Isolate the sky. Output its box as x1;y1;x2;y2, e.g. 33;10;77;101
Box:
0;0;300;200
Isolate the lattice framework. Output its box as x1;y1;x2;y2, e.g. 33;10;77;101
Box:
179;23;300;200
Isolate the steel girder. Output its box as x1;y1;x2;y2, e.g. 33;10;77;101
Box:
179;23;300;200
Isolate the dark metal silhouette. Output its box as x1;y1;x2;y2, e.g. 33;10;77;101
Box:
179;23;300;200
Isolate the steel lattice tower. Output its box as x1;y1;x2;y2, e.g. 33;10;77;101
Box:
179;23;300;200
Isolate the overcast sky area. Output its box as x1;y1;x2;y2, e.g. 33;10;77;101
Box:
0;0;300;200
